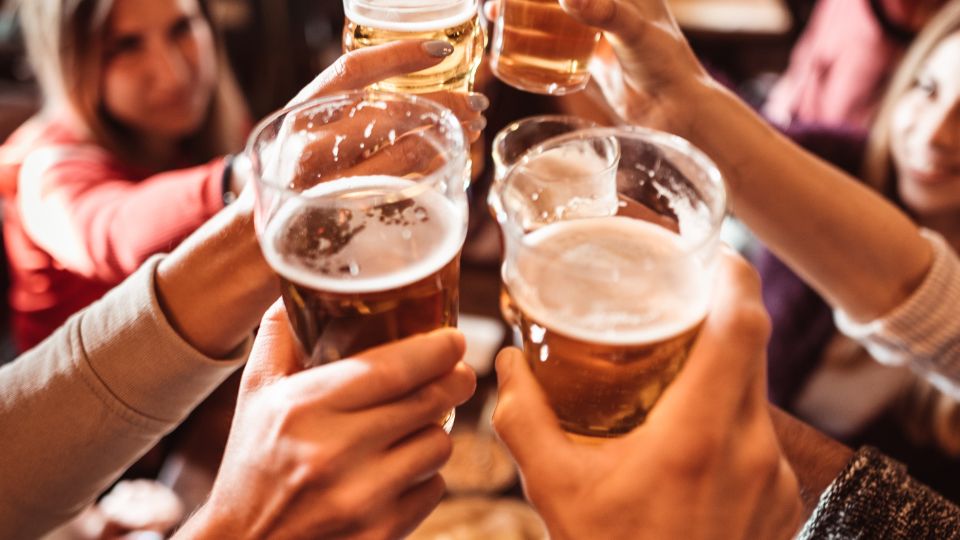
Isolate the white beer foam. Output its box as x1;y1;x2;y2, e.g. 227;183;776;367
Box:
346;1;477;32
264;176;465;294
508;217;710;346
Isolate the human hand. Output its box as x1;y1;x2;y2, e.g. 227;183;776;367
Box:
177;302;477;539
492;250;803;540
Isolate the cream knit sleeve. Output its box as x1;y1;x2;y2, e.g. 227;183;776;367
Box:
834;229;960;398
0;255;250;540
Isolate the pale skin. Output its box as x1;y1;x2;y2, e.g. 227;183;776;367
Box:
493;251;804;539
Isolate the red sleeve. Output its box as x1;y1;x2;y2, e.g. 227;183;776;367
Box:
23;155;226;283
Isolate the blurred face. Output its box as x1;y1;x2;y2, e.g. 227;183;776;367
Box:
100;0;217;140
890;32;960;218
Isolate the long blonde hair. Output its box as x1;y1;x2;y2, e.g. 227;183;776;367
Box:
18;0;248;167
863;0;960;199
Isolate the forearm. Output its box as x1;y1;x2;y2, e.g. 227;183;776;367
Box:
678;83;932;322
0;259;246;539
768;405;853;519
156;194;279;358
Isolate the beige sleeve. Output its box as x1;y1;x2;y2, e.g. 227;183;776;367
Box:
0;256;250;540
834;229;960;398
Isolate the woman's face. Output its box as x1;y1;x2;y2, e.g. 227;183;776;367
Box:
100;0;217;141
891;31;960;218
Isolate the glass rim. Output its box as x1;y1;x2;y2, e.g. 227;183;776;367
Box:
344;0;478;20
496;125;728;267
491;114;600;171
245;89;468;204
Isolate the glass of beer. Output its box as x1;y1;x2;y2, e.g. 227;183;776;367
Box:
248;90;469;427
342;0;485;93
492;127;726;439
489;0;602;95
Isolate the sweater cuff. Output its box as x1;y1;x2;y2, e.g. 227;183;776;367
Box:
834;230;960;389
798;446;960;539
79;255;250;424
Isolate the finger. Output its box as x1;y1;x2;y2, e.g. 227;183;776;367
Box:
421;91;489;143
293;329;467;410
491;348;572;476
241;299;299;390
351;362;477;449
648;249;770;426
372;426;453;500
288;40;455;107
560;0;630;35
370;475;447;540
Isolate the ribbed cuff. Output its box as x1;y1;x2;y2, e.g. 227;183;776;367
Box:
834;230;960;386
79;255;250;425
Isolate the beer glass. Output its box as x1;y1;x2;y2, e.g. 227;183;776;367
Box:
492;127;726;439
489;0;602;95
342;0;485;93
248;90;469;427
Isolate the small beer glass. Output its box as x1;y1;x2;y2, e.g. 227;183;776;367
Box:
489;0;602;95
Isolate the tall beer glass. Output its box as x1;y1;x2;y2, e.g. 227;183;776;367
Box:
249;91;469;426
489;0;602;95
343;0;485;93
492;127;726;439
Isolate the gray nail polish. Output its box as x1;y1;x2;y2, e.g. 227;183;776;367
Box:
467;117;488;132
467;93;490;112
423;40;454;58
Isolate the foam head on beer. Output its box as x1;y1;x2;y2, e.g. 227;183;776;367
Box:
342;0;484;93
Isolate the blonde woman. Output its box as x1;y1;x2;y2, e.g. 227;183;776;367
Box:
757;1;960;501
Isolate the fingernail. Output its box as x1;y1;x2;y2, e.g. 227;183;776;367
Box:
467;117;487;132
422;40;454;58
467;93;490;112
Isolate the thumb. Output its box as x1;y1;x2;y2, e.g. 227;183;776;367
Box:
492;348;572;475
240;299;301;391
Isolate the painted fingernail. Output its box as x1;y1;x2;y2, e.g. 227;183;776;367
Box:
467;117;487;132
467;93;490;112
422;40;454;58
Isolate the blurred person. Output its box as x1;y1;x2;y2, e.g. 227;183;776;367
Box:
488;0;960;535
765;0;946;130
0;0;485;353
0;34;486;539
761;1;960;501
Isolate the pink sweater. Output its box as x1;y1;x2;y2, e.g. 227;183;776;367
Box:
0;118;227;351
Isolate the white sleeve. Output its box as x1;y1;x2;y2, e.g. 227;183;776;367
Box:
834;229;960;398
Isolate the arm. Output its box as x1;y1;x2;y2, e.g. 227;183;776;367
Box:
17;148;226;284
561;0;932;324
0;256;248;540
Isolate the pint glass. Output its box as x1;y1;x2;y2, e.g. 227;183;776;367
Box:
342;0;485;93
489;0;602;95
248;92;469;421
492;127;726;439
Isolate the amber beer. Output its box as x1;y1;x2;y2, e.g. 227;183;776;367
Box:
343;0;484;93
263;176;466;366
490;0;602;94
505;217;709;438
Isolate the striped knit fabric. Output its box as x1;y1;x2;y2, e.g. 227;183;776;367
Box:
799;446;960;539
834;230;960;399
